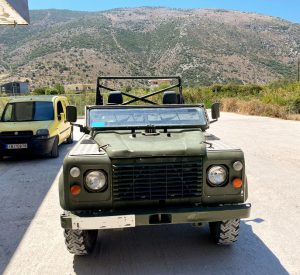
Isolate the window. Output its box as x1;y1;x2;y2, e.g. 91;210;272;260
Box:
35;102;54;120
3;104;13;121
1;102;54;122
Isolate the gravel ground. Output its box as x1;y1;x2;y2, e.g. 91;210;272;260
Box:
0;113;300;275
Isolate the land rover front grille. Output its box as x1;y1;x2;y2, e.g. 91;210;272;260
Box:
113;158;203;201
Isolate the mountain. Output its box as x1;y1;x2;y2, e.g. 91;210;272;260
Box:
0;7;299;88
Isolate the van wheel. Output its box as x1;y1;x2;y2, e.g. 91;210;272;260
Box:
66;128;73;144
209;219;240;245
49;136;59;158
64;229;98;256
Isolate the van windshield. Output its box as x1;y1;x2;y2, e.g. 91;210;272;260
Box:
1;102;54;122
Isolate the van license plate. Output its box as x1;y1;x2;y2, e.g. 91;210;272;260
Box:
7;144;28;149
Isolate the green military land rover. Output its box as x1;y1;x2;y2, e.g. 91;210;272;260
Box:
59;76;251;255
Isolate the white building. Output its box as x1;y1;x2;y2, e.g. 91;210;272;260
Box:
0;81;29;94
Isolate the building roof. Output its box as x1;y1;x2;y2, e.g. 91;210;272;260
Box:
0;0;29;25
1;81;28;85
8;95;66;103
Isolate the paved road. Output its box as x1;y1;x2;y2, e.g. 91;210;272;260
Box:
1;113;300;275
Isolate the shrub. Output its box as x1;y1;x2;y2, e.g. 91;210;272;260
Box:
32;87;47;95
221;98;287;119
53;84;65;94
46;87;59;95
289;98;300;114
125;86;132;93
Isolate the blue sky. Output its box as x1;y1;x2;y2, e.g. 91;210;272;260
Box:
29;0;300;23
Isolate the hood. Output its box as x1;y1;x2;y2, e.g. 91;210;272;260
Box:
0;121;53;135
94;130;206;158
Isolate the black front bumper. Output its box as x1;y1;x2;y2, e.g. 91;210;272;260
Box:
0;136;56;156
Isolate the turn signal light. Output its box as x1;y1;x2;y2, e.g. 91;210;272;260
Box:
70;185;81;196
232;178;243;189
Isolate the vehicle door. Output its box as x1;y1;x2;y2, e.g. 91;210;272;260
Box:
61;99;72;138
55;99;69;143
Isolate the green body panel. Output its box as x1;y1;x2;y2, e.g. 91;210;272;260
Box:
94;130;207;158
59;152;112;210
59;131;248;212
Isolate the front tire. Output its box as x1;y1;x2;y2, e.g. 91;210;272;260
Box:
209;219;240;245
64;229;98;256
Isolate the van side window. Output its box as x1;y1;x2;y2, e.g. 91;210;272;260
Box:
57;101;64;120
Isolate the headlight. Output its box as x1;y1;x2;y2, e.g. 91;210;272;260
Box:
36;129;49;139
85;170;107;192
207;165;228;186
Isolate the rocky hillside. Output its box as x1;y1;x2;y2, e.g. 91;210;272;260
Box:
0;7;299;88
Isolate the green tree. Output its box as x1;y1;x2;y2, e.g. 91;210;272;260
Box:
32;87;46;95
46;87;59;95
54;84;65;94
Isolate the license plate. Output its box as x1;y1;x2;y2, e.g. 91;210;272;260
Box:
71;215;136;230
6;144;28;149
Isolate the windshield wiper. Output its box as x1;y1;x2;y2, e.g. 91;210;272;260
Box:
72;123;90;134
98;144;111;152
201;141;213;148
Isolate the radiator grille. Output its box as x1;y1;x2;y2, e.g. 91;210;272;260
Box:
0;131;33;137
113;159;203;202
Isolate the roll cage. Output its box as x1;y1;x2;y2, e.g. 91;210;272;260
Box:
95;76;183;105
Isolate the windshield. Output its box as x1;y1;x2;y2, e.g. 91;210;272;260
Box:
88;107;207;129
1;102;54;122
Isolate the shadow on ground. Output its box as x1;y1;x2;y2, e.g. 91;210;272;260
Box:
0;142;75;274
73;220;288;275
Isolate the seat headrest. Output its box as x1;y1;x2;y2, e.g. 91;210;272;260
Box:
163;91;178;104
108;91;123;105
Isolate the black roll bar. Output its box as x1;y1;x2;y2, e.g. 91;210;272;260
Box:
96;76;183;105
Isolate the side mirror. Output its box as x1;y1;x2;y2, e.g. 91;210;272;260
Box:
211;103;220;120
66;106;77;123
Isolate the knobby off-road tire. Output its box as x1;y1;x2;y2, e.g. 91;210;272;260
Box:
64;229;98;256
209;219;240;245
